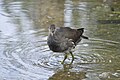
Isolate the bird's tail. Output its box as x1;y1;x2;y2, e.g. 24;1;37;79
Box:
81;35;89;39
77;28;84;33
77;28;89;39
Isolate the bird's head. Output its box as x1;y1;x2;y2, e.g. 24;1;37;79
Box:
49;24;56;35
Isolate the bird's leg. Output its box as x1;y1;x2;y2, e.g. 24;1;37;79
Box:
70;51;74;64
61;53;68;64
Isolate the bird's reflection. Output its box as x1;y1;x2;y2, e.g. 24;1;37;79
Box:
49;64;86;80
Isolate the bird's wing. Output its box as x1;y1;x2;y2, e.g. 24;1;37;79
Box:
56;27;83;43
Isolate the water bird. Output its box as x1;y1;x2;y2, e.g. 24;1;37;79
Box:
47;24;88;64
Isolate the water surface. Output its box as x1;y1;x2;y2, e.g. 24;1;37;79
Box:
0;0;120;80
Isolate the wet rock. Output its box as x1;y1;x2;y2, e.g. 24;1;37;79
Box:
99;72;110;79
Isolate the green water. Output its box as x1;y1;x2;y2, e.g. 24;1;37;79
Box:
0;0;120;80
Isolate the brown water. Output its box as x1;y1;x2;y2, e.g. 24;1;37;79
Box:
0;0;120;80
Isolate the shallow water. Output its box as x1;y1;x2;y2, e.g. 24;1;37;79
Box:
0;0;120;80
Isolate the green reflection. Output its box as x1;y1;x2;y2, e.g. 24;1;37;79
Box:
49;64;86;80
0;0;120;80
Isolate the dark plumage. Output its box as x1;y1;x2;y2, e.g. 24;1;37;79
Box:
47;24;88;64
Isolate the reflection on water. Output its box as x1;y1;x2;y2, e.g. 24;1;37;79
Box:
0;0;120;80
49;64;86;80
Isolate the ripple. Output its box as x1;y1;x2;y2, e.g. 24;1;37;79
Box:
0;28;120;80
74;38;120;65
0;34;119;79
1;40;54;79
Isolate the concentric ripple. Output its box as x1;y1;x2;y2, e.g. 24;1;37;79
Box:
74;38;120;65
0;32;120;80
1;38;54;79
